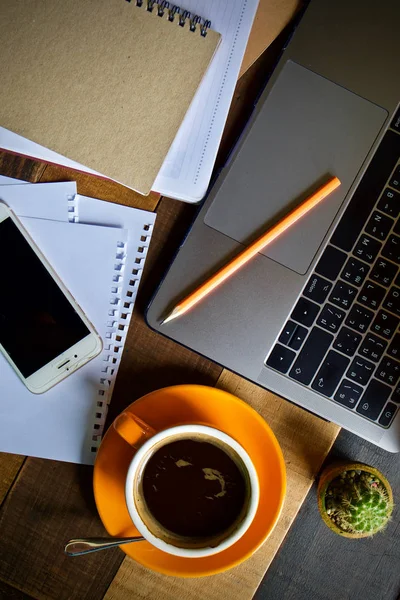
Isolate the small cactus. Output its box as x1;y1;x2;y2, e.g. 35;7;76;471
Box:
318;463;394;538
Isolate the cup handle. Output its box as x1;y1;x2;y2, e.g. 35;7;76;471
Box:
113;412;155;449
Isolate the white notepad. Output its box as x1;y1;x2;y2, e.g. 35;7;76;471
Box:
154;0;260;202
0;0;259;203
0;181;156;464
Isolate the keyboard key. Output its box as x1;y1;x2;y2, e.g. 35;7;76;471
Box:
291;297;320;327
311;351;350;397
383;286;400;316
382;234;400;263
357;379;391;421
377;188;400;217
266;344;296;373
391;108;400;132
288;326;308;350
365;211;393;241
333;327;362;356
341;257;369;287
279;320;297;345
379;402;397;427
353;234;382;263
289;327;333;385
393;216;400;236
278;321;308;351
303;275;332;304
370;258;397;287
388;334;400;359
315;246;347;281
347;356;375;385
371;310;399;339
389;166;400;191
334;380;363;408
345;304;374;333
317;304;346;333
329;281;357;310
391;386;400;403
375;357;400;386
359;334;387;362
358;281;386;310
331;132;400;251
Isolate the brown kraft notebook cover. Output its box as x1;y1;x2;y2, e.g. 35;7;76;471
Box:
0;0;220;195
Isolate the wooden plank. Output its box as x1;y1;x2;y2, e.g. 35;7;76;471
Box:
0;458;126;600
103;371;340;600
38;164;160;211
0;454;25;506
0;580;36;600
239;0;302;77
0;150;47;182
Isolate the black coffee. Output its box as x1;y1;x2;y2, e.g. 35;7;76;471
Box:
142;438;248;538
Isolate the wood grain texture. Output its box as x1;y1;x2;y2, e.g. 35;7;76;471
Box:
0;459;126;600
0;150;46;182
0;454;25;507
38;164;160;210
0;580;36;600
239;0;302;77
103;371;339;600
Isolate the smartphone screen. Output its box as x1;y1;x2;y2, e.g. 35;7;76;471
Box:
0;217;90;377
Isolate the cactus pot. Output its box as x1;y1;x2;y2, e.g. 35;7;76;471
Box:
317;462;393;539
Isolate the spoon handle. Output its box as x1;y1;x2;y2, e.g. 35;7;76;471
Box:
65;536;145;556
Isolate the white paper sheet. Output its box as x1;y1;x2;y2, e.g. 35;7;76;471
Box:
0;181;77;219
0;175;23;185
73;194;155;329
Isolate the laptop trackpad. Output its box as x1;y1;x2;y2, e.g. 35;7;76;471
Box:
204;61;387;275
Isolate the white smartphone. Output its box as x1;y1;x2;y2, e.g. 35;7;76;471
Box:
0;202;102;393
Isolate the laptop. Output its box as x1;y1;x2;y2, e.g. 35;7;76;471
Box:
147;0;400;452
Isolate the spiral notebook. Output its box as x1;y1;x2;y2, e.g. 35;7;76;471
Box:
0;180;156;465
0;0;220;196
0;1;260;203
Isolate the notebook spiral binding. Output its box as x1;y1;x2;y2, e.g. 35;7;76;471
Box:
89;221;154;453
127;0;212;36
67;196;153;453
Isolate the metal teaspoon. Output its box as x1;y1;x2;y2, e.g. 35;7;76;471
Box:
65;536;145;556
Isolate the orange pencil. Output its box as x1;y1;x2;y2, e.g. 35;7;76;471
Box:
161;177;341;324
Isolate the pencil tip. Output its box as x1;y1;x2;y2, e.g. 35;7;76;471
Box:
160;307;180;325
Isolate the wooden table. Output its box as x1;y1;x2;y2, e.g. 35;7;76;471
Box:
0;33;399;600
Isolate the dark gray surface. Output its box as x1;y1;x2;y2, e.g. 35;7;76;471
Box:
254;430;400;600
204;60;386;274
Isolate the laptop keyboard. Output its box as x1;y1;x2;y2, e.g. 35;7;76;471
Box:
266;124;400;429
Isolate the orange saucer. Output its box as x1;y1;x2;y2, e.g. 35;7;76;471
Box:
93;385;286;577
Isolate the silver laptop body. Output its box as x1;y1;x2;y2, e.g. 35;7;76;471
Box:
147;0;400;452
